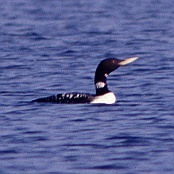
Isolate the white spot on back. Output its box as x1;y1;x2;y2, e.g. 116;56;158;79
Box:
69;94;73;99
62;93;65;97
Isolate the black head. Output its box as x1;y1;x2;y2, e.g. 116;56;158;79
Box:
94;57;138;95
95;58;122;84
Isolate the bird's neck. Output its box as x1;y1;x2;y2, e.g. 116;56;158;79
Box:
95;82;110;96
94;73;110;96
94;66;111;96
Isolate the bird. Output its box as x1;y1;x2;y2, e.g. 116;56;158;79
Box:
32;57;138;104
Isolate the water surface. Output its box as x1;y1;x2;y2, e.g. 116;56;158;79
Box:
0;0;174;174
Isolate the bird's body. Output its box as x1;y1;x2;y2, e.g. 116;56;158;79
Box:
32;57;138;104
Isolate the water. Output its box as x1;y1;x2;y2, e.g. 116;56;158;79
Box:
0;0;174;173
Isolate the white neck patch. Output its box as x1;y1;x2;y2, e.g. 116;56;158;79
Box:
96;82;105;89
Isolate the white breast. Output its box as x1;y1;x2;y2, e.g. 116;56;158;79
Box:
90;92;116;104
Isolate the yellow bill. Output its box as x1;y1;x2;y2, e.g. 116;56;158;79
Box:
118;57;138;66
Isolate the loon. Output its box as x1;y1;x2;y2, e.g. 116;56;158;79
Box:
33;57;138;104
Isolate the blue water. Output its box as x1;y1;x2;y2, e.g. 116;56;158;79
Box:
0;0;174;174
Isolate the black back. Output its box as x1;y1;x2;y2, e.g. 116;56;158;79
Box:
32;93;93;104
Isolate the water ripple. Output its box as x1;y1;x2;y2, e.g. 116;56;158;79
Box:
0;0;174;174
